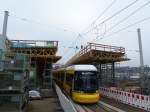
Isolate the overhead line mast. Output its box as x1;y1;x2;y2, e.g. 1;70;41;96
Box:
1;11;9;51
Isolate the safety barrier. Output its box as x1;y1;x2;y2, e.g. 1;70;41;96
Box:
55;83;77;112
100;87;150;111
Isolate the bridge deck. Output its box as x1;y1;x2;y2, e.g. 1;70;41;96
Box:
66;43;128;66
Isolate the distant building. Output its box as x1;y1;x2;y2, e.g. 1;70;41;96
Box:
115;66;150;94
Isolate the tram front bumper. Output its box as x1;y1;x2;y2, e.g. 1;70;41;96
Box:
72;92;100;103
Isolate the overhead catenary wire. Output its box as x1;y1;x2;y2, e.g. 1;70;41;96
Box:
83;0;117;32
96;16;150;41
7;13;80;62
1;12;79;64
60;34;81;58
1;12;80;64
9;14;77;34
84;0;140;35
105;0;150;33
126;50;139;52
61;0;117;58
91;0;150;42
61;0;118;60
58;33;86;65
61;0;139;63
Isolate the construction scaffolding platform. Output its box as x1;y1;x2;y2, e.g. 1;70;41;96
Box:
8;40;61;62
6;39;61;89
65;43;129;66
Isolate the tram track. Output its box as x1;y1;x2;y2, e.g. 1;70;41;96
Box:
74;103;111;112
61;86;125;112
77;101;126;112
82;104;108;112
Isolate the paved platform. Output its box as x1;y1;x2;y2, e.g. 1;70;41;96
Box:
27;90;63;112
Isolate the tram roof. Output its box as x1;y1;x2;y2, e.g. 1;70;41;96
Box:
66;65;97;71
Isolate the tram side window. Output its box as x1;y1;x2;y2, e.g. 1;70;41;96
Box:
74;73;84;91
60;71;64;82
57;72;59;80
65;75;73;86
53;71;57;80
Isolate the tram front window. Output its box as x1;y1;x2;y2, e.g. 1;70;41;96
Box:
74;71;98;93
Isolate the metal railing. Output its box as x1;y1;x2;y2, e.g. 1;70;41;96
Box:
65;43;127;66
10;40;58;48
78;43;125;57
68;42;126;59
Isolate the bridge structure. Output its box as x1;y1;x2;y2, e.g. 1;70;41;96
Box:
66;42;127;66
4;40;150;112
65;42;129;86
61;43;150;112
7;39;61;89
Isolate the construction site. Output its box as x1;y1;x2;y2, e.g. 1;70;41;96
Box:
0;1;150;111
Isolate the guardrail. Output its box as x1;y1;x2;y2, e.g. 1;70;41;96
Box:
55;83;77;112
100;87;150;111
78;43;125;57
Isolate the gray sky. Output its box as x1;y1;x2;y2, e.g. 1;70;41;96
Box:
0;0;150;67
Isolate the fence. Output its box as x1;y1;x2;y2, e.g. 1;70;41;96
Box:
100;87;150;111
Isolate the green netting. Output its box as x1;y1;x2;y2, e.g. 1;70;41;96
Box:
0;71;28;91
29;67;36;86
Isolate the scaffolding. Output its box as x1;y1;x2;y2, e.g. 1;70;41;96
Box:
9;40;61;62
8;40;61;89
65;42;128;66
0;52;29;112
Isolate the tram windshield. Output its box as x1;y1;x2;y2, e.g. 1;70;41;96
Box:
74;71;98;93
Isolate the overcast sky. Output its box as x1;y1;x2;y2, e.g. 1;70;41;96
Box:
0;0;150;67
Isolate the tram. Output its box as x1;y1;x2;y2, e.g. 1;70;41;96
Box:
53;64;100;103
